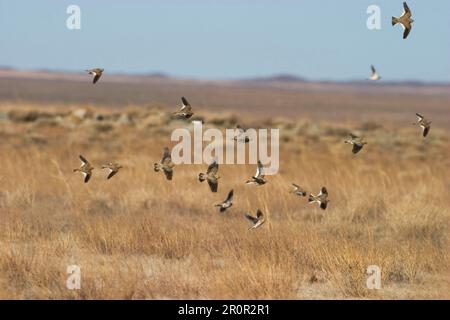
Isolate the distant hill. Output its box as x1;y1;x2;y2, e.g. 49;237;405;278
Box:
245;74;307;83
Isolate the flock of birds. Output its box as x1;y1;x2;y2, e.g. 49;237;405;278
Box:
75;2;431;230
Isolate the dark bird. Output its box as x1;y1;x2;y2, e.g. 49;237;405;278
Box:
345;134;367;154
154;147;175;180
73;155;94;183
86;68;104;84
215;189;234;213
101;162;122;180
245;160;267;186
173;97;194;119
308;187;329;210
290;183;307;197
245;209;266;230
414;113;431;137
199;159;220;192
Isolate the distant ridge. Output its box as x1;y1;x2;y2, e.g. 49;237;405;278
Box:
245;74;306;83
0;67;449;88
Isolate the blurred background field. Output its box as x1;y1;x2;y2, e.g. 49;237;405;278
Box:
0;71;449;299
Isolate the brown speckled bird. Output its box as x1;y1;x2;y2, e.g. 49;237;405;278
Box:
86;68;104;84
73;155;94;183
101;162;122;180
392;2;414;39
154;147;175;180
199;159;220;192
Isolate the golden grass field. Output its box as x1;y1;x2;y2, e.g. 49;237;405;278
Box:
0;98;449;299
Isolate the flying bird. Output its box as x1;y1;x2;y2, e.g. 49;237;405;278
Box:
86;68;104;84
215;189;234;213
414;113;431;137
345;134;367;154
245;160;267;186
101;162;122;180
245;209;266;230
308;187;329;210
369;65;381;81
233;125;250;143
392;2;414;39
73;155;94;183
154;147;175;180
199;159;220;192
173;97;194;119
290;183;307;197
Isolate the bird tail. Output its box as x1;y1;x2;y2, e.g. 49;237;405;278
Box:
73;168;79;172
308;195;315;203
198;173;207;182
392;17;398;26
154;163;161;172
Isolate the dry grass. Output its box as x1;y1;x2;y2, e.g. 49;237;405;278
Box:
0;102;449;299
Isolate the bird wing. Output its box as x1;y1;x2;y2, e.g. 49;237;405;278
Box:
256;209;263;219
371;65;376;75
320;201;328;210
225;189;234;203
93;73;102;84
107;170;117;180
163;167;173;180
162;147;172;164
422;125;430;137
79;155;89;166
207;178;218;193
180;97;191;112
245;214;258;224
352;143;364;154
255;160;264;178
206;160;219;175
402;22;412;39
416;113;424;121
83;172;91;183
320;187;328;196
403;2;411;18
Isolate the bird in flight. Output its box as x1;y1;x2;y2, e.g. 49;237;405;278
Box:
198;159;220;192
290;183;307;197
73;155;94;183
246;160;267;186
245;209;266;230
154;147;175;180
369;65;381;81
392;2;414;39
344;134;367;154
233;125;250;143
215;189;234;213
413;113;431;137
86;68;104;84
173;97;194;119
308;187;329;210
101;162;122;180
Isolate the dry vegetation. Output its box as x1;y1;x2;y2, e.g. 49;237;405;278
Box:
0;101;449;299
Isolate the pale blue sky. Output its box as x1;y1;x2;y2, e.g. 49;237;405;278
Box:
0;0;449;82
